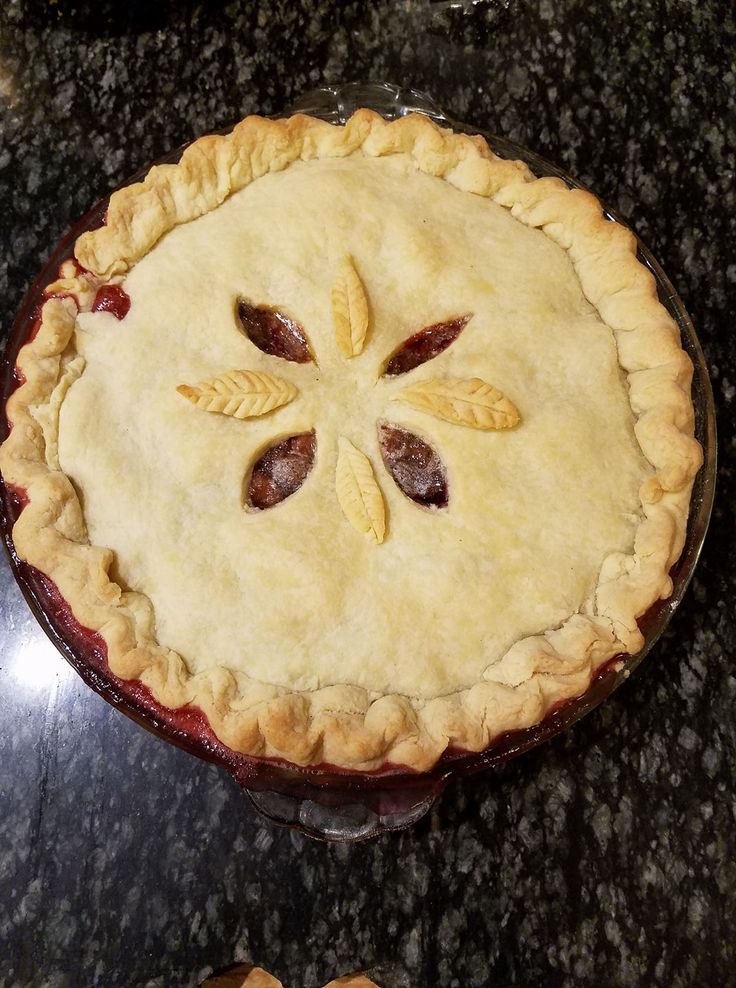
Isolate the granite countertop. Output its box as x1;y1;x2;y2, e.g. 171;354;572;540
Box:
0;1;734;986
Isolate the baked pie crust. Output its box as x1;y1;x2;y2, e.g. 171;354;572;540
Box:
0;110;702;772
202;965;378;988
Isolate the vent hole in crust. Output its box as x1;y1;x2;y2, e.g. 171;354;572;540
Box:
237;298;313;364
246;431;317;510
378;422;448;509
382;314;472;376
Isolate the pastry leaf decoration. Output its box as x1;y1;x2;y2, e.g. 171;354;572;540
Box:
378;422;448;509
332;255;369;358
335;437;386;543
237;298;313;363
179;267;520;538
393;377;520;430
247;432;316;509
383;315;472;376
177;371;297;419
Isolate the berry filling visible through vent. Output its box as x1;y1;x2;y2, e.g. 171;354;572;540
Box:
383;315;471;376
179;282;512;532
378;423;448;509
92;284;131;320
237;298;312;363
247;432;317;509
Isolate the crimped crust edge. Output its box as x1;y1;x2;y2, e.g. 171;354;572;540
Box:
0;110;703;771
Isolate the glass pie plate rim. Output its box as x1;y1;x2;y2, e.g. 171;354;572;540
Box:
0;82;717;842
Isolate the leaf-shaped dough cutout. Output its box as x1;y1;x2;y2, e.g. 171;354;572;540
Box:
177;370;297;419
247;432;316;509
378;422;448;509
237;298;313;363
335;437;386;543
331;254;369;357
393;377;520;430
383;314;472;376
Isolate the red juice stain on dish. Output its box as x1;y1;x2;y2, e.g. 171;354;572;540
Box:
383;314;472;376
5;482;29;518
31;568;409;779
25;571;268;775
92;284;131;320
18;544;630;785
25;312;44;344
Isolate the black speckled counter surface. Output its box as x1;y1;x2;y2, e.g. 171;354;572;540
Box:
0;2;734;986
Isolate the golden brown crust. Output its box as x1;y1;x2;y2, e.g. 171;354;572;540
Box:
202;965;282;988
322;977;379;988
0;110;703;771
199;967;377;988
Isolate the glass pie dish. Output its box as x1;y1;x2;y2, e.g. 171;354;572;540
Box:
0;82;716;842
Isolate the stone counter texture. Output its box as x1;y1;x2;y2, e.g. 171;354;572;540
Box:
0;1;734;986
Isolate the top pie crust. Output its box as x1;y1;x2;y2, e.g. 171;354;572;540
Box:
0;110;702;771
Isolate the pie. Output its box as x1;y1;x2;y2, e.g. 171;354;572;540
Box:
202;966;377;988
0;110;703;772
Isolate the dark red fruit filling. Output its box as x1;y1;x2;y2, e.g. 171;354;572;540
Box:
237;299;312;363
5;482;29;518
379;423;448;508
247;432;317;509
383;314;472;376
92;284;131;320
